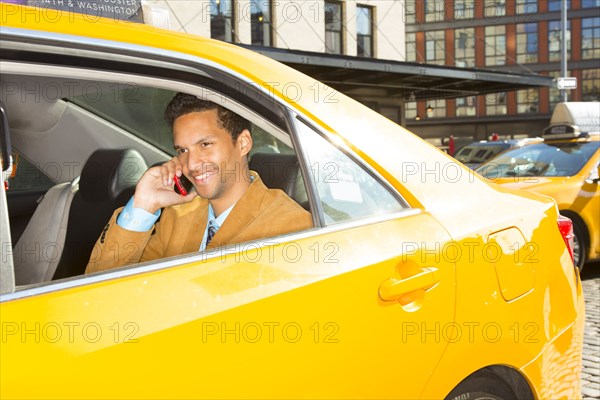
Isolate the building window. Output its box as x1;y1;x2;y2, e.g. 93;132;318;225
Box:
582;17;600;60
455;28;475;67
325;0;343;54
516;0;537;14
427;99;446;118
251;0;271;46
405;101;418;120
484;0;506;18
548;0;570;11
356;5;373;57
456;96;477;117
516;23;538;63
404;0;416;24
426;30;445;65
485;25;506;66
486;92;507;115
549;71;562;109
425;0;444;22
210;0;235;42
583;0;600;8
549;20;571;62
454;0;474;19
582;69;600;101
406;32;417;62
517;89;539;113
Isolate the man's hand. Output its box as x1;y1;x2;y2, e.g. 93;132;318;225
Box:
133;157;197;214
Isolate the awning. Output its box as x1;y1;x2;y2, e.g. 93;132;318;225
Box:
241;45;554;101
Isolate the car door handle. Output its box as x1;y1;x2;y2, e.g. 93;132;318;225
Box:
379;267;440;301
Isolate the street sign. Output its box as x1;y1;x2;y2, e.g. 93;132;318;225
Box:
556;77;577;90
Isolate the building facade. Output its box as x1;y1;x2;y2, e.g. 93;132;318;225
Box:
142;0;599;143
404;0;600;141
144;0;406;60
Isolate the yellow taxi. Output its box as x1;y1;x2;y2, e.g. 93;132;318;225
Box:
0;4;584;399
477;116;600;271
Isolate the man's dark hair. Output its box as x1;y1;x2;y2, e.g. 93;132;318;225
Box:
164;93;251;141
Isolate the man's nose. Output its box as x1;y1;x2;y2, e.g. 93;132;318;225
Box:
186;149;205;172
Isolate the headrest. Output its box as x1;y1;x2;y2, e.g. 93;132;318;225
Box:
249;152;300;198
79;149;147;202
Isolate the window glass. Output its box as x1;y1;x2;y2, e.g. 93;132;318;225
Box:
211;0;235;42
425;30;445;65
296;120;405;225
456;96;476;116
404;0;416;24
582;17;600;60
516;23;538;63
455;28;475;67
454;0;474;19
251;0;271;46
516;0;537;14
486;92;506;115
582;68;600;102
356;5;373;57
405;33;417;62
548;20;571;62
425;0;444;22
250;125;295;155
325;0;343;54
427;99;446;118
7;152;55;192
484;0;505;17
548;0;570;11
478;142;600;178
582;0;600;7
485;25;506;66
69;86;176;155
517;88;539;113
405;101;418;120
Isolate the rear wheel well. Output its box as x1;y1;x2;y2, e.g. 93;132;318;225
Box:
444;365;534;400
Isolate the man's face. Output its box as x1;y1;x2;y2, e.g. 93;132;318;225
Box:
173;109;251;203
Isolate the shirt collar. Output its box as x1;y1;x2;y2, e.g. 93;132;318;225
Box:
207;203;235;230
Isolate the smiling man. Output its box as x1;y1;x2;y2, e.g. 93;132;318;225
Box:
85;93;313;273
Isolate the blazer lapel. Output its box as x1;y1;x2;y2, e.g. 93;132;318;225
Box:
180;199;210;254
206;172;267;250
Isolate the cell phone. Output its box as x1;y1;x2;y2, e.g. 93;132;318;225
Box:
173;174;194;196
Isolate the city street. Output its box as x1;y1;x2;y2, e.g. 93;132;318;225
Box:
582;263;600;400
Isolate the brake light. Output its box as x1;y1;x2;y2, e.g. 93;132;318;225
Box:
557;215;575;264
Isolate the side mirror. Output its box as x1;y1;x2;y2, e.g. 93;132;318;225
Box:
594;164;600;184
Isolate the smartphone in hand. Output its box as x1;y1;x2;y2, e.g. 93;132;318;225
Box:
173;175;194;196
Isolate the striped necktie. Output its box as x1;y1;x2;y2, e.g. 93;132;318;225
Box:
206;221;217;245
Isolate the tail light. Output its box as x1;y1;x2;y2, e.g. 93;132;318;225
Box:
557;215;575;264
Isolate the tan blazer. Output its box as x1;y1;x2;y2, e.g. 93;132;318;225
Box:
85;172;313;273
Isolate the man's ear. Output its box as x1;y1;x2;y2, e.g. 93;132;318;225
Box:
238;129;253;157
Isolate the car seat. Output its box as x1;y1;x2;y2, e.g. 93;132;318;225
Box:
249;152;308;208
14;149;147;284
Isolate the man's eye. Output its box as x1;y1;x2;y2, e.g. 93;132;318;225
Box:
177;148;187;155
201;142;212;147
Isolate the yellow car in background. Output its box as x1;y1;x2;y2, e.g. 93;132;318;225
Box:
0;4;584;400
478;128;600;271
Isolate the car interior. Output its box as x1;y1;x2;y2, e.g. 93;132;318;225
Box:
0;65;313;289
